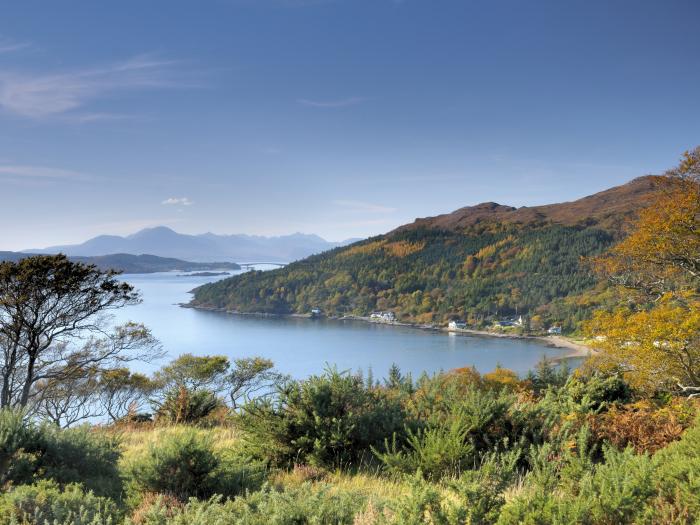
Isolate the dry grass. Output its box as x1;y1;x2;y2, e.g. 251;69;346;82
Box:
98;423;243;467
272;466;409;502
129;492;183;525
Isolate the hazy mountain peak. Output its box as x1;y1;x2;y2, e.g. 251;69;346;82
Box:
28;228;359;263
127;226;180;239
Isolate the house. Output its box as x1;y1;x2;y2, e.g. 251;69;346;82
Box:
496;316;524;328
448;320;467;331
548;326;562;335
370;311;396;322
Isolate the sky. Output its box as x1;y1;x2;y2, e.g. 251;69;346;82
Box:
0;0;699;250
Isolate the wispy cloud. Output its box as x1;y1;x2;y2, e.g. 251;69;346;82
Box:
0;54;181;120
0;37;30;54
333;200;396;213
162;197;193;206
68;112;138;124
0;165;89;180
298;97;367;108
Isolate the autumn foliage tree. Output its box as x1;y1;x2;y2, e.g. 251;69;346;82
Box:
588;147;700;393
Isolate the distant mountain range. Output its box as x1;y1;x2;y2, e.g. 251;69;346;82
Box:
0;252;241;274
27;227;360;263
191;176;668;331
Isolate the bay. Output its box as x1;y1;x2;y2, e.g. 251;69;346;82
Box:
114;269;571;379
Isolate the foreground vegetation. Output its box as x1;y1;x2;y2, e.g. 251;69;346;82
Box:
2;362;700;525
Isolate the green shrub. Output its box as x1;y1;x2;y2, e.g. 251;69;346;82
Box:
0;410;122;498
644;415;700;522
446;448;522;524
241;367;407;468
374;417;475;480
38;425;122;499
563;372;632;413
376;386;516;480
0;410;40;487
0;480;121;525
497;444;655;524
387;475;448;525
525;358;570;394
129;483;370;525
154;387;224;424
126;428;262;502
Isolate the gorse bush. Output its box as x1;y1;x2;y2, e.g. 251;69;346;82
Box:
125;427;263;503
497;445;656;525
564;371;632;413
154;387;224;425
241;367;407;468
0;480;121;525
126;428;219;501
645;415;700;522
128;483;371;525
375;416;476;480
0;409;122;498
0;410;38;488
37;425;123;499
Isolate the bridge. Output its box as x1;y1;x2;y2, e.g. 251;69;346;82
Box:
238;262;287;268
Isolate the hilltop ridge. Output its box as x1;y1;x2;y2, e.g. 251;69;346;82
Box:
396;175;664;234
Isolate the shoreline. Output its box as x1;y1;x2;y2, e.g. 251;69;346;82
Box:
183;303;596;360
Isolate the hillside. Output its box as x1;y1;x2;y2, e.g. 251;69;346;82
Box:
28;227;358;263
191;176;666;331
0;252;240;274
395;175;663;233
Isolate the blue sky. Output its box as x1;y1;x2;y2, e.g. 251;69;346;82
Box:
1;0;698;250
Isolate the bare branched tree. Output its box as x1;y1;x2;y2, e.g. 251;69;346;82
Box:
228;356;287;410
34;366;101;427
0;255;163;410
99;367;156;422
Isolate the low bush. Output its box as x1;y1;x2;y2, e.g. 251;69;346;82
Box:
0;480;121;525
497;442;657;524
241;367;407;468
38;425;123;499
0;409;122;498
125;427;263;503
564;372;632;413
377;384;517;480
128;483;372;525
154;387;225;425
645;415;700;522
374;415;475;480
588;398;696;454
0;410;40;488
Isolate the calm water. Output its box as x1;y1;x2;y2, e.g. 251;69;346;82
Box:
114;270;569;379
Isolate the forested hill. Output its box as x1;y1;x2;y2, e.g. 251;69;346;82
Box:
191;176;665;331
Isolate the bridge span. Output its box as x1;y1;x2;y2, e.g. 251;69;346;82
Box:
238;262;287;268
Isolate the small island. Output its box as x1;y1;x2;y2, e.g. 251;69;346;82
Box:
177;271;231;277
